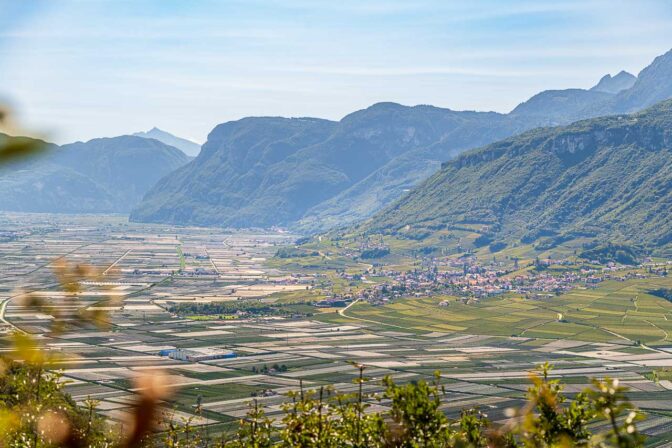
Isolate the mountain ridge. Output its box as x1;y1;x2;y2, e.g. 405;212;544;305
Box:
126;48;672;231
358;99;672;251
0;134;191;213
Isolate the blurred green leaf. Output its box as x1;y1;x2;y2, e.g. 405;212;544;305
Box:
0;106;49;164
0;135;48;164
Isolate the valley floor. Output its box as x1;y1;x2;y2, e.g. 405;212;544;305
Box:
1;213;672;445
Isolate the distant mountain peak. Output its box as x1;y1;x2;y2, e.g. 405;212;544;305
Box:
132;127;201;157
590;70;636;94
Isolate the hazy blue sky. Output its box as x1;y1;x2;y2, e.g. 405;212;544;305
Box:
1;0;671;144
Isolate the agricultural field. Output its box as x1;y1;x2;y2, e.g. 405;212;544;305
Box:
328;276;672;345
2;213;672;445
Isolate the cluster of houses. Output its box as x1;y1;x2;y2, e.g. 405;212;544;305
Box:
324;255;664;307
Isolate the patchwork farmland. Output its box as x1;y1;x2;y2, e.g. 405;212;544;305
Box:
2;213;672;445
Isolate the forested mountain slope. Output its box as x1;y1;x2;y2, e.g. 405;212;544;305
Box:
360;100;672;250
132;49;672;231
0;135;190;213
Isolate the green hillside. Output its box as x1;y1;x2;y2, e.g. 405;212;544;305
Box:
131;49;672;232
131;105;524;227
0;134;191;213
360;100;672;252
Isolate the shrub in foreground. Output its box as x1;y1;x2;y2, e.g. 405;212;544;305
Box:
0;359;647;448
219;363;644;448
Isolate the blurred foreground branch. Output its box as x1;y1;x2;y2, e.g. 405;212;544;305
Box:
0;105;49;164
